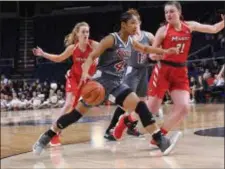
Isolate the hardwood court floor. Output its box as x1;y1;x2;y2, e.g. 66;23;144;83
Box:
1;104;224;168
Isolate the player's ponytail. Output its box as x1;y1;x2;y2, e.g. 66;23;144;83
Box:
126;8;141;23
64;22;90;47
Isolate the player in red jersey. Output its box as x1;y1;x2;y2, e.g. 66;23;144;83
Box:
32;22;99;146
146;1;224;146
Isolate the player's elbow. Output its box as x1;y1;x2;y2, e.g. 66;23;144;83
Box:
55;55;65;62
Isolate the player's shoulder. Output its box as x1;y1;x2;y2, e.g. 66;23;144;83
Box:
158;24;168;32
100;33;117;47
181;21;192;32
141;30;154;44
67;44;75;49
89;39;99;49
155;24;169;39
142;30;154;37
66;44;76;53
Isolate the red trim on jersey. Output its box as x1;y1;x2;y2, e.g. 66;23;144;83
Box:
181;21;191;32
165;24;170;35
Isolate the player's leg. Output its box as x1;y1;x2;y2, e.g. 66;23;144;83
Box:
50;92;75;146
146;63;166;129
161;90;190;132
32;101;90;155
149;67;189;146
50;72;79;146
104;66;140;140
104;106;125;141
160;67;190;133
146;63;167;115
112;84;182;155
142;64;176;146
126;67;149;136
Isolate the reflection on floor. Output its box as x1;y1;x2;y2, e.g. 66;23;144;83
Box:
1;104;224;168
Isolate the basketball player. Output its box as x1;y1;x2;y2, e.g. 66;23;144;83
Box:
114;1;224;146
104;9;155;141
33;10;181;156
32;22;99;146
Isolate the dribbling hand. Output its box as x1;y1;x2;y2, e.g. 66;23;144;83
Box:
32;46;44;57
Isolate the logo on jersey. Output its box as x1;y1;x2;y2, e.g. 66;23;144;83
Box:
171;36;190;42
75;57;87;62
116;48;131;59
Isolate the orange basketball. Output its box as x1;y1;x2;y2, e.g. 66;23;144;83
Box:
81;80;105;106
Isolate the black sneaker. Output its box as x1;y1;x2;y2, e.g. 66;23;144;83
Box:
33;133;52;155
126;120;142;137
104;130;116;141
157;131;182;155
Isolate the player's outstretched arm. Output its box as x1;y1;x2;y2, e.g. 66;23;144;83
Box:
187;14;224;34
32;45;74;62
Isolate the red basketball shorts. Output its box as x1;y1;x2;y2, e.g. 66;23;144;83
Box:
148;62;190;99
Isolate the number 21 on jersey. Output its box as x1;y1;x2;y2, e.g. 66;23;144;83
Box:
177;43;185;53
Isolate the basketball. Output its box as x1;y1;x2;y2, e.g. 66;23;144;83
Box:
81;80;105;106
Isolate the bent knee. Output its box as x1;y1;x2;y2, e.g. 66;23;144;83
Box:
182;104;190;114
174;103;190;115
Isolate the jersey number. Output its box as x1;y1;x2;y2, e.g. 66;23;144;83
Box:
114;61;126;72
138;53;147;64
177;43;185;53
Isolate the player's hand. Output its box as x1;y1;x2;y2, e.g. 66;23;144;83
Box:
150;54;164;61
221;14;224;21
165;47;179;55
79;72;91;88
32;46;44;57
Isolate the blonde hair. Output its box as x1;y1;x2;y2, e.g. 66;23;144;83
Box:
64;22;90;47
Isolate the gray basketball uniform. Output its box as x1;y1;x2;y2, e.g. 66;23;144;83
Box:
123;31;151;97
91;32;133;104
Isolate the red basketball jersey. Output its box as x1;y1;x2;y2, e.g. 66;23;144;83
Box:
71;39;96;79
162;22;192;63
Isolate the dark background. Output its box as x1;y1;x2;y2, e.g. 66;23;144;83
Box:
0;1;224;82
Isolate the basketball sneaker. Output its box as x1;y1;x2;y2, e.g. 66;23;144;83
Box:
113;114;133;139
154;131;182;155
104;129;116;141
126;120;142;137
50;134;61;147
150;131;182;147
151;131;182;155
33;133;52;155
150;139;158;146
